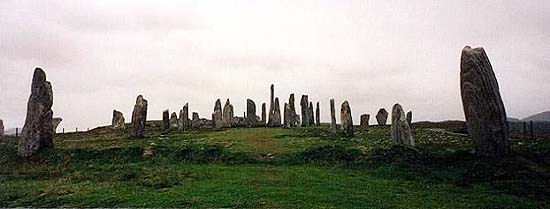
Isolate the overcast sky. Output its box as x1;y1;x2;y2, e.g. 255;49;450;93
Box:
1;0;549;131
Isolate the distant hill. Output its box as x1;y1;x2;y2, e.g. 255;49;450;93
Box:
523;111;550;122
507;117;522;122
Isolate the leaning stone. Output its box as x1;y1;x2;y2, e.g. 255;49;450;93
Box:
376;108;389;126
300;95;310;126
212;99;223;128
18;68;54;157
360;114;370;129
330;99;337;132
162;110;170;133
391;103;414;147
112;110;125;129
130;95;148;138
461;46;509;158
340;101;353;136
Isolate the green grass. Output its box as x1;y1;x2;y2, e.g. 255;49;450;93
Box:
0;124;549;208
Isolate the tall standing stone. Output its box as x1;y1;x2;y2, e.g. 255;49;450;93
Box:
0;119;4;139
131;95;148;138
18;68;54;157
330;99;337;132
179;103;189;131
406;111;413;125
283;103;291;128
315;102;320;126
300;95;310;126
223;99;234;128
460;46;509;158
360;114;370;129
112;110;125;129
162;110;170;133
52;117;62;133
289;94;299;127
212;99;223;128
261;103;267;125
270;98;282;127
170;112;178;129
340;101;353;136
391;103;414;147
308;102;315;126
376;108;389;126
246;99;259;127
268;84;275;126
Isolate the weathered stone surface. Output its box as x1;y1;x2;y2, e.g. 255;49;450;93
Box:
18;68;54;157
283;103;291;128
52;117;62;133
232;116;246;127
170;112;178;129
340;101;353;136
406;111;413;125
391;103;414;147
131;95;148;138
246;99;259;127
360;114;370;129
0;119;4;139
261;103;267;125
460;46;509;158
112;110;125;129
162;110;170;133
269;98;282;127
179;103;189;132
300;95;310;126
223;99;234;128
192;112;199;121
212;99;223;128
288;94;299;127
376;108;389;126
268;84;275;126
308;102;315;126
330;99;337;132
315;102;320;126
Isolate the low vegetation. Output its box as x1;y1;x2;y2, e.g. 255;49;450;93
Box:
1;123;549;208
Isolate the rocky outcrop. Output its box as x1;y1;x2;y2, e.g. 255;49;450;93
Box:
391;103;414;147
18;68;54;157
112;110;125;129
330;99;337;132
360;114;370;129
300;95;310;126
460;46;509;158
131;95;148;138
376;108;389;126
340;101;353;136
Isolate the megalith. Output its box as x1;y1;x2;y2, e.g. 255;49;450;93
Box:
391;103;414;147
376;108;389;126
131;95;148;138
340;101;353;136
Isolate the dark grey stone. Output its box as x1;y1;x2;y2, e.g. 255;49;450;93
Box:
391;103;414;147
112;110;125;129
376;108;389;126
340;101;353;136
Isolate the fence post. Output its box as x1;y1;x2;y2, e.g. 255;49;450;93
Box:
530;121;534;140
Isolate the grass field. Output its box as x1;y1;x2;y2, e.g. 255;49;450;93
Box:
1;123;549;208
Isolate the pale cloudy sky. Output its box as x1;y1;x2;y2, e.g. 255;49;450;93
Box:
1;0;549;131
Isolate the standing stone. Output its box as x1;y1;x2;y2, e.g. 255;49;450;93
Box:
308;102;315;126
131;95;148;138
52;117;62;133
223;99;234;128
391;103;414;147
288;94;299;127
283;103;291;128
170;112;178;129
212;99;223;128
268;84;275;126
406;111;413;125
376;108;389;126
179;103;190;131
330;99;337;132
300;95;310;126
18;68;54;157
246;99;259;127
340;101;353;136
360;114;370;129
269;98;282;127
460;46;509;158
315;102;320;126
192;112;199;121
112;110;125;129
0;119;4;139
261;103;267;125
162;110;170;133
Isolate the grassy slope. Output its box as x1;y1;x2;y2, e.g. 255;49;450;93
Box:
0;124;548;208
